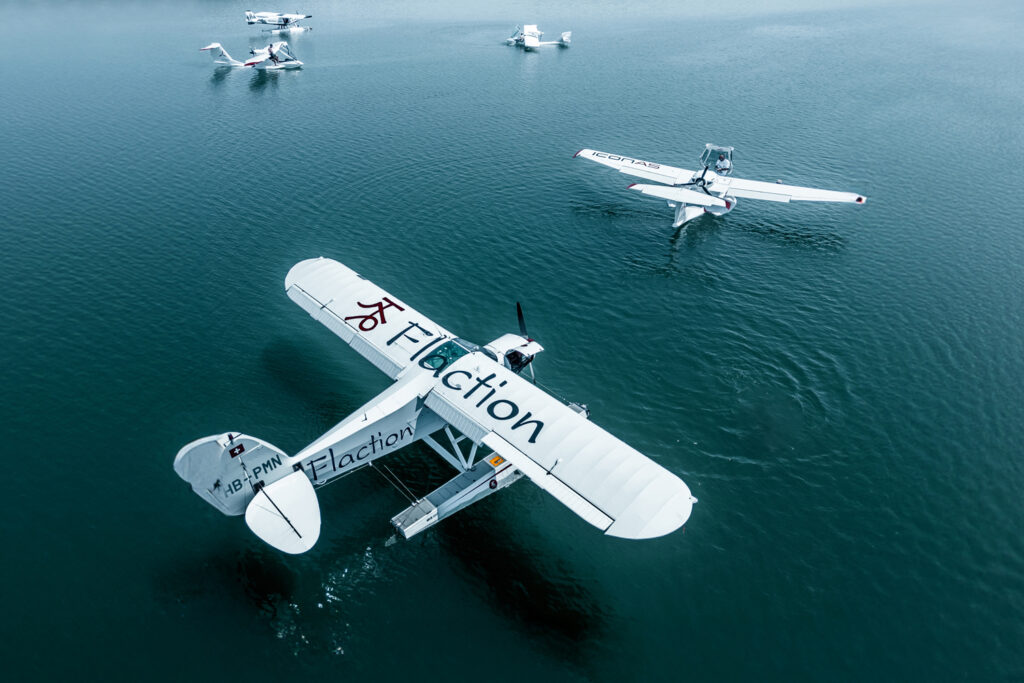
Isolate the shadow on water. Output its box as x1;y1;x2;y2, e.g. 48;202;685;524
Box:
208;66;234;87
739;218;847;252
387;439;608;659
622;217;723;277
151;545;352;661
570;198;663;223
435;510;608;670
154;545;297;619
248;69;280;92
260;337;368;426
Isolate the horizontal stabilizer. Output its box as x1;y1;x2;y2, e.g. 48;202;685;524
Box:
245;471;321;554
628;183;729;208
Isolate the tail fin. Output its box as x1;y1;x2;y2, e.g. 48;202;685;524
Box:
175;433;321;553
200;43;241;66
245;10;257;24
174;433;291;516
560;31;572;46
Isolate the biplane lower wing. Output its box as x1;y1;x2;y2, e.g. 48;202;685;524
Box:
285;258;456;379
423;354;695;539
574;149;695;186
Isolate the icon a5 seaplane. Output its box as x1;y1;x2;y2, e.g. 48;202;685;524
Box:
506;25;572;49
200;42;303;69
174;257;696;554
576;144;866;227
245;10;312;33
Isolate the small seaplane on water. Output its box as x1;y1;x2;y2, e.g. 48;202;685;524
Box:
576;144;866;227
245;10;312;33
507;25;572;49
200;42;303;70
174;258;696;554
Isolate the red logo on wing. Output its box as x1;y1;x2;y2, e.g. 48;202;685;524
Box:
344;297;406;331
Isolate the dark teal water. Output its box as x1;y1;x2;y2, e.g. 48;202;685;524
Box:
3;0;1023;679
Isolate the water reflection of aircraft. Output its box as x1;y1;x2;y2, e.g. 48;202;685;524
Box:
200;42;303;70
245;10;312;33
175;257;696;554
506;25;572;50
576;144;866;227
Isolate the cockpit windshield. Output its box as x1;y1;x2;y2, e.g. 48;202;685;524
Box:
420;339;473;371
700;143;734;176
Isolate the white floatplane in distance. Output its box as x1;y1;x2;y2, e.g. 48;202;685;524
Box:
174;258;696;554
245;10;312;33
575;144;866;227
507;25;572;49
200;42;303;70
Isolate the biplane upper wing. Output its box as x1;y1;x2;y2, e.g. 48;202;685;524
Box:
713;176;866;204
575;149;696;185
424;355;695;539
285;257;456;380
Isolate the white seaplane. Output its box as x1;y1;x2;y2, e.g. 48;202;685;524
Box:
174;257;696;554
506;25;572;49
245;10;312;33
200;42;303;70
576;144;866;227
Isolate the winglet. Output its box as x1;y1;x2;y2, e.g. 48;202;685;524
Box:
573;149;583;158
856;196;866;204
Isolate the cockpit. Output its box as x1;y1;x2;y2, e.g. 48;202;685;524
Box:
419;339;475;372
700;143;734;176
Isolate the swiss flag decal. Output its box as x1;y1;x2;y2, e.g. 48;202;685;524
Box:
229;444;245;458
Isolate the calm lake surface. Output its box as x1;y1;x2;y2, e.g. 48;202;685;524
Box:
2;0;1022;679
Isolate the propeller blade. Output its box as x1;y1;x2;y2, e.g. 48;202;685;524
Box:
516;302;528;338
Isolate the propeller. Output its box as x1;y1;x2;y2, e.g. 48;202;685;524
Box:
681;166;713;195
515;302;536;382
516;302;530;340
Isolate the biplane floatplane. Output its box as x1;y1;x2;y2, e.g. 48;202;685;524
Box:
576;144;866;227
175;258;696;554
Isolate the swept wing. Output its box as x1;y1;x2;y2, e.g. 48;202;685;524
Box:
285;257;455;379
